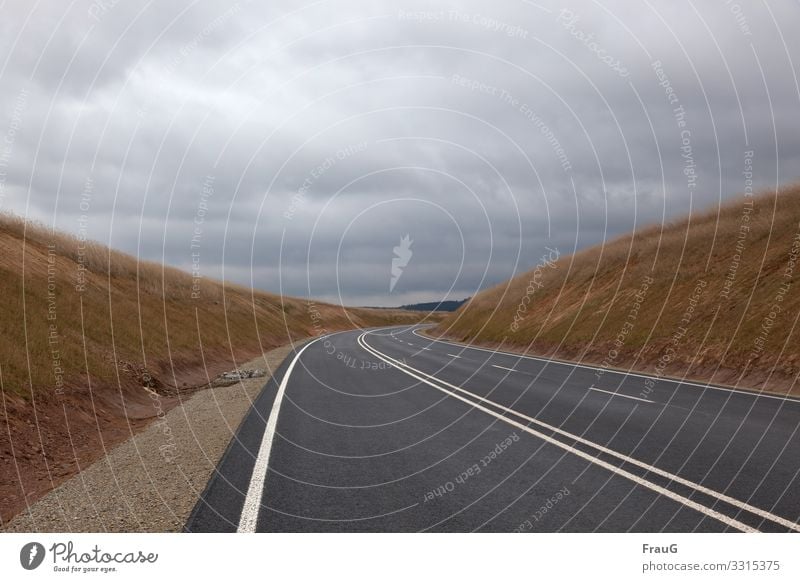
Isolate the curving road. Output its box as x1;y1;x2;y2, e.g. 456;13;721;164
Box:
186;325;800;532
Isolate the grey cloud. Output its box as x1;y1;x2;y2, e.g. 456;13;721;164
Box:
2;0;798;305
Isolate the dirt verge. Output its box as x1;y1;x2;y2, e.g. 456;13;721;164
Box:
1;342;303;531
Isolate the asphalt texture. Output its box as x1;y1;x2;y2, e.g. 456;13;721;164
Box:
186;326;800;532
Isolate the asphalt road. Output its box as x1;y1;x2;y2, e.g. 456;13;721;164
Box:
186;325;800;532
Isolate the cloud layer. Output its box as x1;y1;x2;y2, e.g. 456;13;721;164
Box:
1;0;798;305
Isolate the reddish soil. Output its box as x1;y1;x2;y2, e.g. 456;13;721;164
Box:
0;346;265;526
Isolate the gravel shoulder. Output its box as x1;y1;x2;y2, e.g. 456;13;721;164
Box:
3;341;305;532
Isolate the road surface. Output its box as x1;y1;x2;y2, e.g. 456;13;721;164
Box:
186;325;800;532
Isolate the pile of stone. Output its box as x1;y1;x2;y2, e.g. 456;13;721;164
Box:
212;368;267;386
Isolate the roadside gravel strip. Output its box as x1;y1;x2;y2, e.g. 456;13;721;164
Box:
3;341;308;533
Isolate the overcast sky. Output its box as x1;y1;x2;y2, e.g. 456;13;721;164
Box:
1;1;799;306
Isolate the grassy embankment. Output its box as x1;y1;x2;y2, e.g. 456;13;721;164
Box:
0;214;427;399
433;185;800;396
0;214;428;524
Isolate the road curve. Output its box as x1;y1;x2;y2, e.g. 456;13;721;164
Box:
186;325;800;532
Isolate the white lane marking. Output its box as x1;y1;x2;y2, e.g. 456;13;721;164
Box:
492;364;520;372
411;328;800;405
589;387;654;404
421;347;432;351
495;364;651;404
237;335;327;533
407;342;414;346
360;332;800;532
447;354;462;358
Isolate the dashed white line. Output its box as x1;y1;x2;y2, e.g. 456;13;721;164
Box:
496;365;651;403
492;364;520;372
447;354;461;358
589;386;653;404
411;328;800;404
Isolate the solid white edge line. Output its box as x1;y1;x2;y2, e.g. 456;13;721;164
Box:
237;335;327;533
411;328;800;405
360;331;800;532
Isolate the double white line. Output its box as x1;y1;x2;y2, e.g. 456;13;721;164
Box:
358;331;800;533
236;330;799;532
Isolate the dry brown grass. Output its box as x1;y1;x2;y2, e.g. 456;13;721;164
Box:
0;215;435;524
0;213;427;399
434;184;800;395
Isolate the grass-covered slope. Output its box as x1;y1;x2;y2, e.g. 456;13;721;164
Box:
433;185;800;396
0;214;427;524
0;213;424;399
